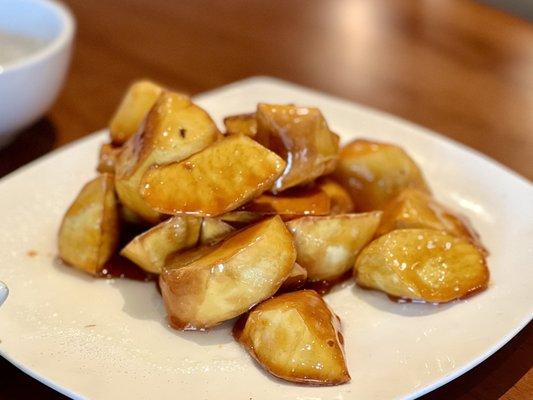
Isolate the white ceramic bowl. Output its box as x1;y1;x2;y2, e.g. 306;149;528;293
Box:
0;0;74;147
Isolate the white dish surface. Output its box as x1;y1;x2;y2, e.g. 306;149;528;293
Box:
0;77;531;400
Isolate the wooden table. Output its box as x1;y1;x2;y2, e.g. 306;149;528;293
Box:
0;0;531;398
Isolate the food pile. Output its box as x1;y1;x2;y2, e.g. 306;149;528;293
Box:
58;80;489;385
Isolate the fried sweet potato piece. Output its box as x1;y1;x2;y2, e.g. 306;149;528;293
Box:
354;229;489;302
255;104;339;192
115;91;219;222
334;140;429;211
160;216;295;330
219;211;265;225
120;216;201;274
242;186;330;217
199;218;235;245
58;174;119;275
317;177;354;214
287;212;382;281
377;188;485;251
96;143;121;174
279;263;308;291
109;80;163;145
234;290;350;385
224;113;257;137
141;135;286;217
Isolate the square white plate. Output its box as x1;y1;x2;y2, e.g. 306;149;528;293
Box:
0;77;531;400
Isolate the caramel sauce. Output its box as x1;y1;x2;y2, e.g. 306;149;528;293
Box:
99;221;157;282
386;294;416;304
223;113;257;137
356;283;488;304
242;186;330;216
155;278;162;295
304;270;352;295
276;277;306;294
453;211;489;256
232;313;248;339
385;285;488;304
27;250;38;257
99;253;156;282
337;331;344;346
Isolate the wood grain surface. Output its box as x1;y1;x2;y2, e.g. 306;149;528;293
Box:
0;0;531;399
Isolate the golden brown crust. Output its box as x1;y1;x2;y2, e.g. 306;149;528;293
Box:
223;113;257;137
287;212;382;282
242;186;330;217
354;229;489;302
58;174;119;275
377;188;487;253
160;216;296;330
114;91;219;222
316;177;354;214
109;80;164;145
233;290;350;385
255;104;339;193
334;139;430;211
140;135;286;216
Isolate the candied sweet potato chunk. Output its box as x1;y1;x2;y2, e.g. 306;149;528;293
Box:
160;216;295;330
109;80;163;145
120;216;201;274
96;143;121;174
377;188;485;251
219;211;265;225
317;177;354;214
199;218;235;245
242;186;330;217
354;229;489;302
58;174;119;275
334;140;429;211
224;113;257;137
287;212;382;282
279;263;308;291
141;135;286;217
234;290;350;385
115;91;219;222
255;104;339;192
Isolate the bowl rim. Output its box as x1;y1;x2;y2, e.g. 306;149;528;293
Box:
0;0;75;75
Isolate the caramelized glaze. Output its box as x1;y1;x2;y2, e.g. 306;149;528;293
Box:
160;216;296;330
286;212;382;282
304;270;352;295
114;90;219;222
223;113;257;137
378;188;487;254
354;229;489;303
316;177;355;214
140;135;286;216
242;186;331;216
233;290;350;385
99;253;157;281
333;139;429;211
255;104;339;193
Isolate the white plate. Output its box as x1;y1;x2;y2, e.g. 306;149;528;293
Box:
0;77;531;400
